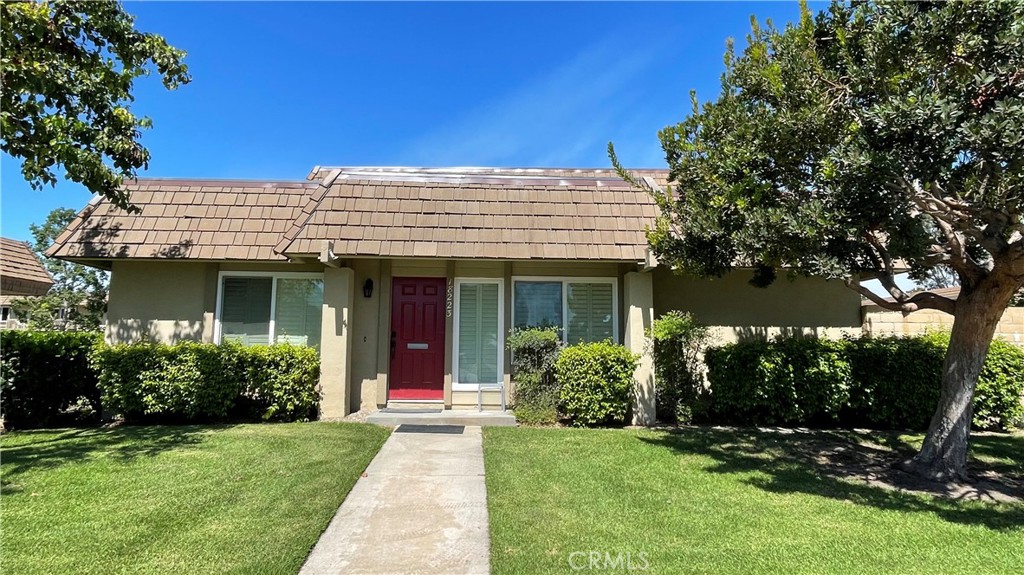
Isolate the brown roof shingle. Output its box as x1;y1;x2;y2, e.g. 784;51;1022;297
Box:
48;167;668;264
46;179;319;262
1;237;53;296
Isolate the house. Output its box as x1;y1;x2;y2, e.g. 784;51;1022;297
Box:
1;237;54;329
46;167;862;422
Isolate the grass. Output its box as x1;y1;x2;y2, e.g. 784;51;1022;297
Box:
483;427;1024;575
1;422;391;575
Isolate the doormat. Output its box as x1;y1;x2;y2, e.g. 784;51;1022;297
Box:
380;408;443;414
395;424;465;434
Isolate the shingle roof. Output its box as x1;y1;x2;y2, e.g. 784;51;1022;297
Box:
48;167;668;263
1;237;53;296
276;168;663;261
46;179;319;262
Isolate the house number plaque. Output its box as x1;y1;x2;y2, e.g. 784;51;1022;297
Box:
446;278;454;318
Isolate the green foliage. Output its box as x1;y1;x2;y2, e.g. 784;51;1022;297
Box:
705;335;1024;431
705;338;853;426
234;344;321;422
844;336;944;430
507;327;562;424
648;311;711;423
92;341;320;423
555;341;638;427
613;1;1024;287
1;0;190;209
0;330;103;429
11;208;109;331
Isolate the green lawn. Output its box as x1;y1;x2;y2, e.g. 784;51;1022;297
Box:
484;427;1024;575
1;422;391;575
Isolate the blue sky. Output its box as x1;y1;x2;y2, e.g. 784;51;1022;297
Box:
1;1;814;242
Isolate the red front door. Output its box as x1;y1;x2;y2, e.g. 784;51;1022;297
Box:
389;277;446;400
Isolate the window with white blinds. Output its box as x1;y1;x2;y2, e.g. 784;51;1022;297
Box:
456;282;501;384
217;274;323;348
513;278;617;344
566;282;614;344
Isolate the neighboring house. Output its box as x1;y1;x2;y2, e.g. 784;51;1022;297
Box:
863;286;1024;347
47;167;862;421
0;237;54;330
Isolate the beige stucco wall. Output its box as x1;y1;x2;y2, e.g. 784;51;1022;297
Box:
106;261;217;344
652;268;862;345
105;260;324;345
863;305;1024;347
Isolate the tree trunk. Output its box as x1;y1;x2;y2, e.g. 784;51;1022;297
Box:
900;275;1019;483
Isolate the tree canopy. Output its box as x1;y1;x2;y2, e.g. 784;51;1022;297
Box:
1;0;190;211
613;0;1024;481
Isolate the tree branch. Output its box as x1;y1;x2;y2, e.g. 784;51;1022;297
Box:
845;278;956;316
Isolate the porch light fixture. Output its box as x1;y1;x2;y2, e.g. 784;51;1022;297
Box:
363;278;374;298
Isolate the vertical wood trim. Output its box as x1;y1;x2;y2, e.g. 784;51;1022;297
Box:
375;260;392;407
444;260;455;408
503;261;513;396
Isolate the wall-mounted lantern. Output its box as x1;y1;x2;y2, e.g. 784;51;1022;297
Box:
363;278;374;298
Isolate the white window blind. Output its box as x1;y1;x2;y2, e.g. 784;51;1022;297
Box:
218;275;323;347
458;283;500;384
221;277;273;345
566;282;614;343
274;278;324;348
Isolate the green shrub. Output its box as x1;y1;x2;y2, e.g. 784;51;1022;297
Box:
556;341;638;427
705;333;1024;431
705;338;852;426
507;327;562;424
0;330;103;429
92;341;320;423
235;344;321;422
845;336;944;430
648;311;710;423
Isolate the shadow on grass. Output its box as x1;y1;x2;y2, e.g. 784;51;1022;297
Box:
0;425;229;493
639;427;1024;531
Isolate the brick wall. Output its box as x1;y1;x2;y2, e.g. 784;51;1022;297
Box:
862;305;1024;347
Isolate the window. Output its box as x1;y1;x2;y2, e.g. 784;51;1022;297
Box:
453;279;503;388
513;278;617;344
216;273;323;348
0;306;10;322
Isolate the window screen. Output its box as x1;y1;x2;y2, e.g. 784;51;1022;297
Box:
221;277;273;345
274;278;324;348
513;281;562;330
566;282;614;343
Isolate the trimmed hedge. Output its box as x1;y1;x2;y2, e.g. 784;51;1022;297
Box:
648;311;711;423
507;327;563;425
556;341;638;427
92;341;321;423
0;331;104;429
703;334;1024;431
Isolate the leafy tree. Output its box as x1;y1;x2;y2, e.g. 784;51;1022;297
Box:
919;266;959;290
11;207;107;330
613;1;1024;481
0;0;190;211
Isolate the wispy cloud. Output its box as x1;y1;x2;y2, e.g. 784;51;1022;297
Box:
401;37;666;167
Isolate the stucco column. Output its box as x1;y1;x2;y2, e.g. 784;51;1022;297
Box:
320;266;355;419
624;271;655;426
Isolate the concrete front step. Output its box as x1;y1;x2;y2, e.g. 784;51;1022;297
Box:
366;409;516;427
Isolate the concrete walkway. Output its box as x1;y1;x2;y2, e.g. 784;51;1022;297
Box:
300;426;490;575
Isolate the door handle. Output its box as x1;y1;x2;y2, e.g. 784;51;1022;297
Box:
390;331;396;359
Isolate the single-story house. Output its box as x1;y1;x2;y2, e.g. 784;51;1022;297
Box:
47;167;861;422
1;236;54;329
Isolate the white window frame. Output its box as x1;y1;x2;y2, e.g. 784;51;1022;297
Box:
452;277;505;390
214;271;324;345
511;276;619;344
